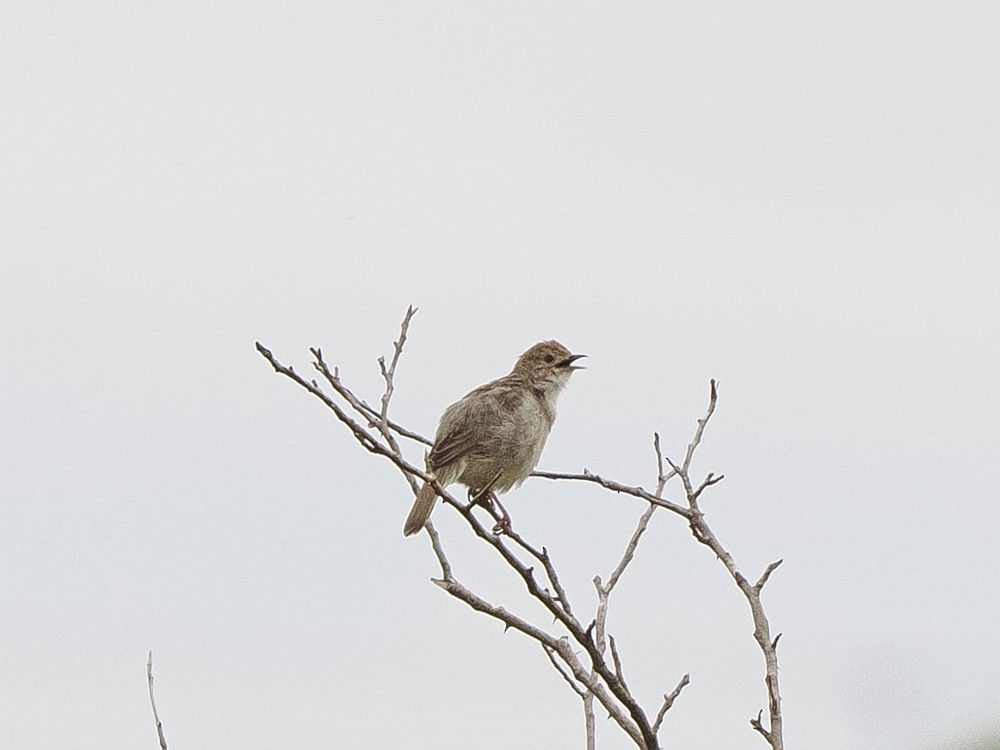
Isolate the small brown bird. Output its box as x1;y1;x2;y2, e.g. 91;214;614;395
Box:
403;340;585;536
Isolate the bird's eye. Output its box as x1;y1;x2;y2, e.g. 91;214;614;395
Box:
544;354;554;363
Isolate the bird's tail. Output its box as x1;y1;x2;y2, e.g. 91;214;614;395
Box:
403;482;437;536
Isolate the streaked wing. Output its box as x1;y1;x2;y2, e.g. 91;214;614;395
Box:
428;379;508;469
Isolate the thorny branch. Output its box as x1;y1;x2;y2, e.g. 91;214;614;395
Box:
667;381;785;750
256;310;784;750
426;522;645;746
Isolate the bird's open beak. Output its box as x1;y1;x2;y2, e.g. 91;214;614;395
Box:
565;353;587;370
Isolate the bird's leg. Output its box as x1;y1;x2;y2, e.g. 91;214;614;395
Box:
466;471;502;509
465;472;512;534
489;492;512;536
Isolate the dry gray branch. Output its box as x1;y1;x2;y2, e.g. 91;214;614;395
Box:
583;691;596;750
256;341;432;494
441;494;661;748
531;469;690;518
426;520;644;746
375;305;417;453
542;644;589;698
358;399;434;446
651;674;691;735
605;502;657;593
662;380;785;750
503;529;577;621
256;317;785;750
146;651;168;750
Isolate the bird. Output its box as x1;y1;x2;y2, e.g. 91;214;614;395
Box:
403;340;585;536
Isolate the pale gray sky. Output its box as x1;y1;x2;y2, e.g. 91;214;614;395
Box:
2;2;999;749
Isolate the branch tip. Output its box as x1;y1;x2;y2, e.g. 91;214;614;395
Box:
651;673;691;734
754;558;785;590
146;651;168;750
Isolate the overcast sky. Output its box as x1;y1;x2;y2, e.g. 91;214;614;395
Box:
3;2;999;749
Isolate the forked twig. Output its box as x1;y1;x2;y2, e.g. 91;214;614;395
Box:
376;305;417;451
660;380;785;750
652;674;691;734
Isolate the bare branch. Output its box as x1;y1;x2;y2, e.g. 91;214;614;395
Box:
431;574;559;644
606;502;657;593
685;512;783;748
358;403;433;446
609;635;629;694
681;378;718;473
503;530;576;621
146;651;168;750
426;521;452;581
750;709;773;743
444;502;658;748
584;692;596;750
754;559;784;592
653;432;675;489
430;568;643;745
584;498;660;748
259;321;785;750
692;471;725;501
375;306;417;453
532;470;690;519
651;674;691;735
542;644;588;698
308;347;376;424
426;500;638;743
662;379;784;750
256;342;429;496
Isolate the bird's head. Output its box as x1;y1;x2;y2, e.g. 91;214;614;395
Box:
513;340;586;393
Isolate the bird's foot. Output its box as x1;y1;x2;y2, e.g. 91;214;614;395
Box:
490;494;512;536
466;487;513;535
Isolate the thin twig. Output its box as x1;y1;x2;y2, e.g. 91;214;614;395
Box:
580;441;665;748
430;498;642;744
542;644;588;698
681;379;718;472
751;709;772;744
609;635;629;694
692;472;725;501
653;432;674;487
651;674;691;734
503;530;577;621
357;402;433;446
376;306;417;453
146;651;168;750
606;502;657;593
426;521;452;581
755;559;784;592
309;348;380;425
256;342;429;495
429;564;643;745
661;380;784;750
437;494;658;748
532;470;690;518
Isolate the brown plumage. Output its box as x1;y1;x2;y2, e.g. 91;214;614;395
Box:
403;340;585;536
